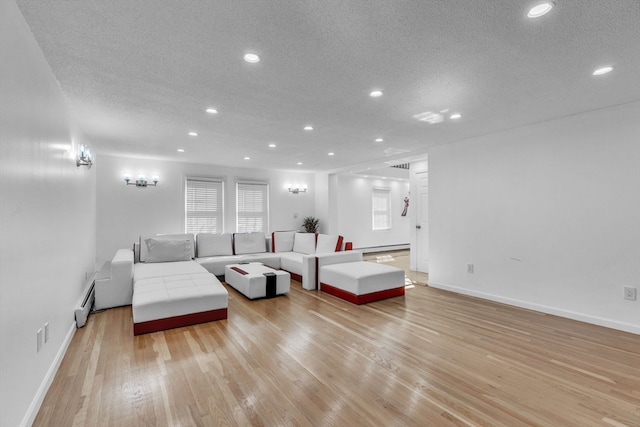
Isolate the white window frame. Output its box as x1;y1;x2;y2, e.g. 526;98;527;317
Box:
372;187;392;231
184;176;224;234
236;180;269;233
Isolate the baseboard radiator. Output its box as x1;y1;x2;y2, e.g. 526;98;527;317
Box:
75;280;95;328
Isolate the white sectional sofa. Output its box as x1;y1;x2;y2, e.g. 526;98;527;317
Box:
96;231;360;333
194;232;281;276
195;230;360;290
269;231;362;290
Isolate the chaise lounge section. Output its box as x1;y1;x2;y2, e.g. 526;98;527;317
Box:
97;233;229;335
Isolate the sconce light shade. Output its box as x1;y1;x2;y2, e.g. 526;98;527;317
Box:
288;184;307;194
76;144;93;168
124;174;159;187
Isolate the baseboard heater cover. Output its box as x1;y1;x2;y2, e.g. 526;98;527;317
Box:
75;280;95;328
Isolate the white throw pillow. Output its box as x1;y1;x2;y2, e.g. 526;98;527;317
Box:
272;231;296;252
316;234;342;254
139;233;195;262
234;232;266;254
293;232;316;254
196;233;233;257
144;239;192;263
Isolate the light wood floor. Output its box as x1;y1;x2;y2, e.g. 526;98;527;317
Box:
362;250;429;285
35;272;639;426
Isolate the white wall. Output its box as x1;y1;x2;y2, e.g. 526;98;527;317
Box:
335;174;411;249
428;102;640;333
96;154;315;266
0;2;97;426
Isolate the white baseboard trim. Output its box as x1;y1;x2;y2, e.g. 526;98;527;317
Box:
359;244;410;253
21;321;76;427
429;281;640;335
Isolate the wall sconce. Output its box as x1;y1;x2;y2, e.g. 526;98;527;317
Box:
287;184;307;194
76;144;93;168
124;174;159;187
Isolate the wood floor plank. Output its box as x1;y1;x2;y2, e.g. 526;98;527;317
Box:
33;273;640;427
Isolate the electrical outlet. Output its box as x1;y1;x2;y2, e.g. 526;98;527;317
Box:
624;287;637;301
36;329;43;353
44;322;50;343
467;264;474;273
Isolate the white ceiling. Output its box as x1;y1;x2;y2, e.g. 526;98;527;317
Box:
15;0;640;174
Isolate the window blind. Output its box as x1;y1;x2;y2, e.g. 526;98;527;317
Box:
185;178;224;234
236;181;269;233
372;188;391;231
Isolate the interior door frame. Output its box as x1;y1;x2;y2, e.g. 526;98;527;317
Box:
410;159;429;273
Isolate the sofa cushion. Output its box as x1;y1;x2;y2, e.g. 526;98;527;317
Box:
239;252;282;270
280;251;305;275
272;231;296;252
134;260;207;282
316;234;343;254
195;255;243;276
196;233;233;257
293;232;316;254
140;234;195;262
234;232;266;255
144;239;192;263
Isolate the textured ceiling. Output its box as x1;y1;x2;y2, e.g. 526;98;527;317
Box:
15;0;640;173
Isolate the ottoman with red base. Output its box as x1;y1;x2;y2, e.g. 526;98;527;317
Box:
319;261;405;304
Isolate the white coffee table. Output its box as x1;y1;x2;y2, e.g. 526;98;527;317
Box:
224;262;290;299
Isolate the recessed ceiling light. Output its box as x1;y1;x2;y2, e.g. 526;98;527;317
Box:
244;53;260;63
593;66;614;76
297;162;303;165
206;108;218;114
527;2;554;18
304;125;313;131
177;149;185;152
375;138;384;142
328;152;335;156
188;132;198;137
244;156;250;160
450;113;462;119
369;90;383;97
268;143;276;148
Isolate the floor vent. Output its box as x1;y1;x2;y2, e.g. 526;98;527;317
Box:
75;280;95;328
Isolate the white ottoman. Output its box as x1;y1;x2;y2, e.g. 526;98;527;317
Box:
319;261;405;304
225;263;290;299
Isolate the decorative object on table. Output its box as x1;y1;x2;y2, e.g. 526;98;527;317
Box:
302;216;319;233
401;196;409;216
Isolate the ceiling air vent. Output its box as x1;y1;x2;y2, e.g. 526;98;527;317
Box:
391;163;410;170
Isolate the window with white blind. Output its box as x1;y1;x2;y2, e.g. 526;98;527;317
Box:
185;177;224;234
236;181;269;233
372;187;391;231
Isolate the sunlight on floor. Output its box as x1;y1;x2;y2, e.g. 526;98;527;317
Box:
364;250;429;286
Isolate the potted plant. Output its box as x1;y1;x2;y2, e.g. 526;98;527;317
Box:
302;216;319;233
